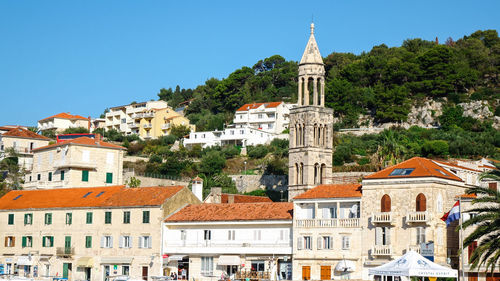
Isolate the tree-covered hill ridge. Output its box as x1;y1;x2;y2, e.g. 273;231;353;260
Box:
158;29;499;132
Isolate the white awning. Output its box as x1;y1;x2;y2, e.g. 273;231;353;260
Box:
168;255;187;262
335;260;356;272
100;257;133;264
217;255;241;266
77;257;94;267
17;256;33;266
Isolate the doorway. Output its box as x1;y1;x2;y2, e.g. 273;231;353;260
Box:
84;267;91;281
142;266;148;281
302;266;310;281
63;263;72;279
103;265;110;281
320;266;331;280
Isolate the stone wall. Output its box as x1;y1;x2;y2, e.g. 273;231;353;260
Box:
123;169;189;187
329;172;373;184
229;174;288;193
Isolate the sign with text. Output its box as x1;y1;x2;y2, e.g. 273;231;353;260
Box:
421;242;434;262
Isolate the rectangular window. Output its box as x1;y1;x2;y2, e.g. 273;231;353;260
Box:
251;261;265;272
105;211;112;224
37;174;41;181
42;236;54;247
322;236;332;250
85;236;92;248
123;211;130;224
48;172;52;181
304;236;312;250
204;230;211;240
8;214;14;225
201;257;213;276
120;235;132;248
227;230;235;240
416;227;426;244
142;211;150;223
65;213;72;225
86;212;93;224
24;213;33;225
342;236;350;250
61;171;65;181
376;227;390;246
101;236;113;248
5;236;15;247
44;213;52;225
180;230;186;241
253;230;262;240
82;170;89;182
139;236;152;248
22;236;32;248
122;265;130;276
106;172;113;184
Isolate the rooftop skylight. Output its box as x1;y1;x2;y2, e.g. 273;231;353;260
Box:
389;168;415;176
95;191;105;198
83;192;92;198
13;195;22;200
435;169;449;176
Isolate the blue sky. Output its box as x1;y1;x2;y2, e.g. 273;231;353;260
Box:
1;0;499;126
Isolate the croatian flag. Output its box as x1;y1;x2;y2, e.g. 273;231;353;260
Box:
441;201;460;226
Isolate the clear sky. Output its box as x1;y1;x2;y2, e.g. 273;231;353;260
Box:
1;0;499;126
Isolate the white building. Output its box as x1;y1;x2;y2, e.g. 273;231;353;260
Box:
38;113;90;134
0;127;50;170
233;102;294;134
183;126;280;148
104;101;168;135
163;202;293;281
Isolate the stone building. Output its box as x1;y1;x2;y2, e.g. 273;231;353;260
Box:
0;185;200;281
38;113;90;134
288;23;334;199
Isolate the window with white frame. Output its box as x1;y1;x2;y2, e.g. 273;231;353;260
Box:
376;227;390;246
228;230;235;240
204;230;211;240
101;236;113;248
258;114;263;119
319;236;332;250
139;236;152;248
416;227;426;244
180;230;186;241
119;235;132;248
253;230;261;240
280;230;288;241
268;123;273;129
201;257;213;276
322;206;337;219
342;236;350;250
298;236;312;250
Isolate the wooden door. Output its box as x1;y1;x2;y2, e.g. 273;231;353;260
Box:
302;266;311;281
486;273;500;281
468;273;478;281
142;266;148;281
320;266;331;280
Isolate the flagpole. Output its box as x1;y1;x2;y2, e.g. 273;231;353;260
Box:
459;197;465;281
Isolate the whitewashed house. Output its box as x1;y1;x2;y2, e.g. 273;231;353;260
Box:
233;102;294;134
163;202;293;281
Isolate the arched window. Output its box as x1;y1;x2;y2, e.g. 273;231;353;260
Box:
314;163;319;184
317;125;321;146
300;163;304;184
297;125;302;146
381;194;391;212
320;164;326;184
302;124;306;146
416;193;427;212
295;163;299;185
313;124;318;146
323;126;327;147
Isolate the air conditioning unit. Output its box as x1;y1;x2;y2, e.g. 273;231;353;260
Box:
242;243;250;247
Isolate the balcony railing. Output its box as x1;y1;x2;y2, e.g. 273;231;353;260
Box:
406;211;429;223
143;124;152;129
128;123;139;128
166;241;291;248
371;212;393;224
295;218;360;228
372;245;392;256
407;245;421;253
56;247;75;256
162;123;171;130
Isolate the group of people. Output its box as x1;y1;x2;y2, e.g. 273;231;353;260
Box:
169;268;187;280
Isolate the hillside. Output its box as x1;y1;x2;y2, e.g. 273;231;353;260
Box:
158;29;499;131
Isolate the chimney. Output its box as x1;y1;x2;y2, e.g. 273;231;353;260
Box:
95;133;101;145
192;177;204;202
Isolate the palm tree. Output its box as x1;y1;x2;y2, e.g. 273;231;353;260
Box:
479;162;500;181
462;185;500;272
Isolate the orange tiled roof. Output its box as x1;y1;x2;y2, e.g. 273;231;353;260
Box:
459;194;477;199
2;127;49;140
39;112;88;122
236;102;283;112
364;157;463;182
0;185;185;210
165;202;293;222
33;137;125;151
220;194;273;203
293;184;362;199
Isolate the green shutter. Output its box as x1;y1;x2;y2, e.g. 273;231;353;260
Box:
8;214;14;225
22;236;27;248
45;213;52;225
48;172;52;181
61;171;65;180
85;236;92;248
106;173;113;184
24;214;28;225
143;211;150;223
82;170;89;182
50;236;54;247
86;212;93;224
66;213;72;225
105;211;111;224
42;236;46;247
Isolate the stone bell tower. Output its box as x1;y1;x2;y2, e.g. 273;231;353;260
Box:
288;23;334;199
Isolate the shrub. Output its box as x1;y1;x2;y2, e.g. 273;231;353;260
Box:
264;157;288;175
221;146;240;159
422;140;449;157
149;154;163;164
199;151;226;176
248;145;269;159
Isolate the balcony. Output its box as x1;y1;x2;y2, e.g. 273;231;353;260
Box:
371;212;393;224
128;123;139;129
143;124;152;130
372;245;392;256
407;245;421;254
295;218;360;228
53;160;97;169
24;180;69;189
56;247;75;256
406;211;430;223
132;113;143;119
162;123;171;130
142;112;154;119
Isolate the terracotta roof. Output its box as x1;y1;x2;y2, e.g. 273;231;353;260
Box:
459;194;477;199
165;202;293;222
293;184;362;200
364;157;463;182
39;112;88;122
220;194;273;203
0;185;184;210
236;102;283;112
192;177;203;182
2;127;49;140
434;160;481;173
33;137;125;151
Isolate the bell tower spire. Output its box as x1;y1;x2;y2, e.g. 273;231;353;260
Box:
297;22;325;107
